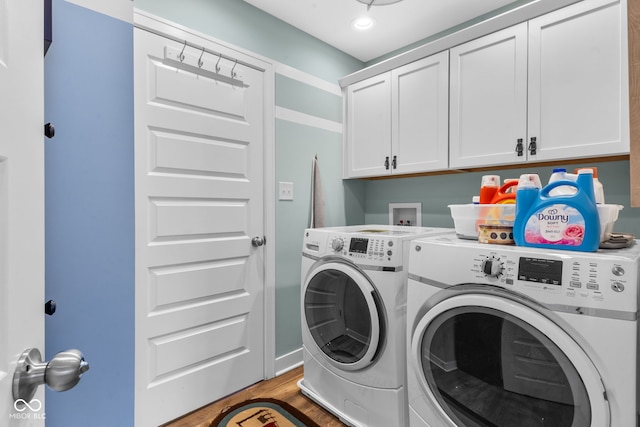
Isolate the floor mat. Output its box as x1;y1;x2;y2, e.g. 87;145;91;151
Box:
210;398;321;427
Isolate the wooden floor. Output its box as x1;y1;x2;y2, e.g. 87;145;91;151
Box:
162;366;347;427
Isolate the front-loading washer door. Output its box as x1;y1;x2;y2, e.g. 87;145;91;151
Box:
410;286;609;427
303;260;384;371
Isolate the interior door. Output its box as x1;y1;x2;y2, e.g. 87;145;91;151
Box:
134;26;267;426
0;0;46;424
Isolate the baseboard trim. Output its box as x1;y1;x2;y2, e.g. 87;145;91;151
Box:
275;347;303;377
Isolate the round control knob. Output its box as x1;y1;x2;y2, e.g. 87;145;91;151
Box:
611;282;625;293
612;266;625;277
331;238;344;252
481;257;504;278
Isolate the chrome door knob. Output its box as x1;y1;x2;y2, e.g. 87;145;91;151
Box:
252;236;265;247
13;348;90;403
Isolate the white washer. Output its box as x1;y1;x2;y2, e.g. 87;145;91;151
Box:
406;234;640;427
298;225;453;427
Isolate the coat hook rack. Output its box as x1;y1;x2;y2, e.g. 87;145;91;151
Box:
231;60;238;78
198;47;205;68
179;40;187;62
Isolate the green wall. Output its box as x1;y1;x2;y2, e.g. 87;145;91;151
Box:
365;0;539;65
362;160;640;237
134;0;362;82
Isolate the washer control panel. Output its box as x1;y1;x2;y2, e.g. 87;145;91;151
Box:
329;234;397;264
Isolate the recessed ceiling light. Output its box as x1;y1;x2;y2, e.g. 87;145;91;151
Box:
352;16;376;31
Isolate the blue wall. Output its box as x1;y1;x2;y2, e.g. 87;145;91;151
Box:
44;1;134;425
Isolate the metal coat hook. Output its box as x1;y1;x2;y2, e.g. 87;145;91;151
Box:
198;47;205;68
179;40;187;62
231;60;238;78
215;53;222;73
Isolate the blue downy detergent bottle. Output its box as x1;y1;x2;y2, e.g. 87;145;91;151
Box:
514;169;600;252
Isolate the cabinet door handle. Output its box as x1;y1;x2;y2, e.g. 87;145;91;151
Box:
384;156;390;170
528;137;537;155
392;155;397;169
516;138;524;157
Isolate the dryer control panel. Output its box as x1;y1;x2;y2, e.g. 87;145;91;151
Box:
409;234;640;313
474;250;636;302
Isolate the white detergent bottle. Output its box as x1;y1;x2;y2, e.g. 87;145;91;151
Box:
548;168;576;196
574;167;605;204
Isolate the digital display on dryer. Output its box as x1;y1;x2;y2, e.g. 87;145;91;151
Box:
349;238;369;254
518;257;563;285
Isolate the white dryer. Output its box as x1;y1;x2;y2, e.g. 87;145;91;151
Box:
406;234;640;427
298;225;453;427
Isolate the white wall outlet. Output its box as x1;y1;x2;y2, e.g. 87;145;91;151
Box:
279;181;294;201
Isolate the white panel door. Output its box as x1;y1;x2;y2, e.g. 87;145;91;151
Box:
345;73;392;178
392;51;449;174
527;0;628;161
449;23;528;168
0;0;45;424
134;27;267;427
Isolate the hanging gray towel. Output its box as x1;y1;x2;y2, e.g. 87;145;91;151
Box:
310;154;325;228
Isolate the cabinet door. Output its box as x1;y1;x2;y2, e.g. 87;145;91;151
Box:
392;51;449;174
450;23;528;168
345;73;391;178
528;0;629;161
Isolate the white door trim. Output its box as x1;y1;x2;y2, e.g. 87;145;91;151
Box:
133;8;276;383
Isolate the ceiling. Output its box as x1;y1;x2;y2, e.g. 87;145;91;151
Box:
242;0;520;62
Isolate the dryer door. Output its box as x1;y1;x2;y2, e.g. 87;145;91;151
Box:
410;288;609;427
303;261;384;371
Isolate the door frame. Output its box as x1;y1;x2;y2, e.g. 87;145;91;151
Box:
133;9;277;382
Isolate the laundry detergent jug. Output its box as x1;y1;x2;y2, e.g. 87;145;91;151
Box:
513;169;600;252
490;179;518;204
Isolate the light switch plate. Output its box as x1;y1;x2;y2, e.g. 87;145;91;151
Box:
279;182;294;201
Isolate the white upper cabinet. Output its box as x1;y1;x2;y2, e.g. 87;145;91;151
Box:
527;0;628;162
450;0;628;169
345;72;392;178
344;52;449;178
392;51;450;174
449;24;528;169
